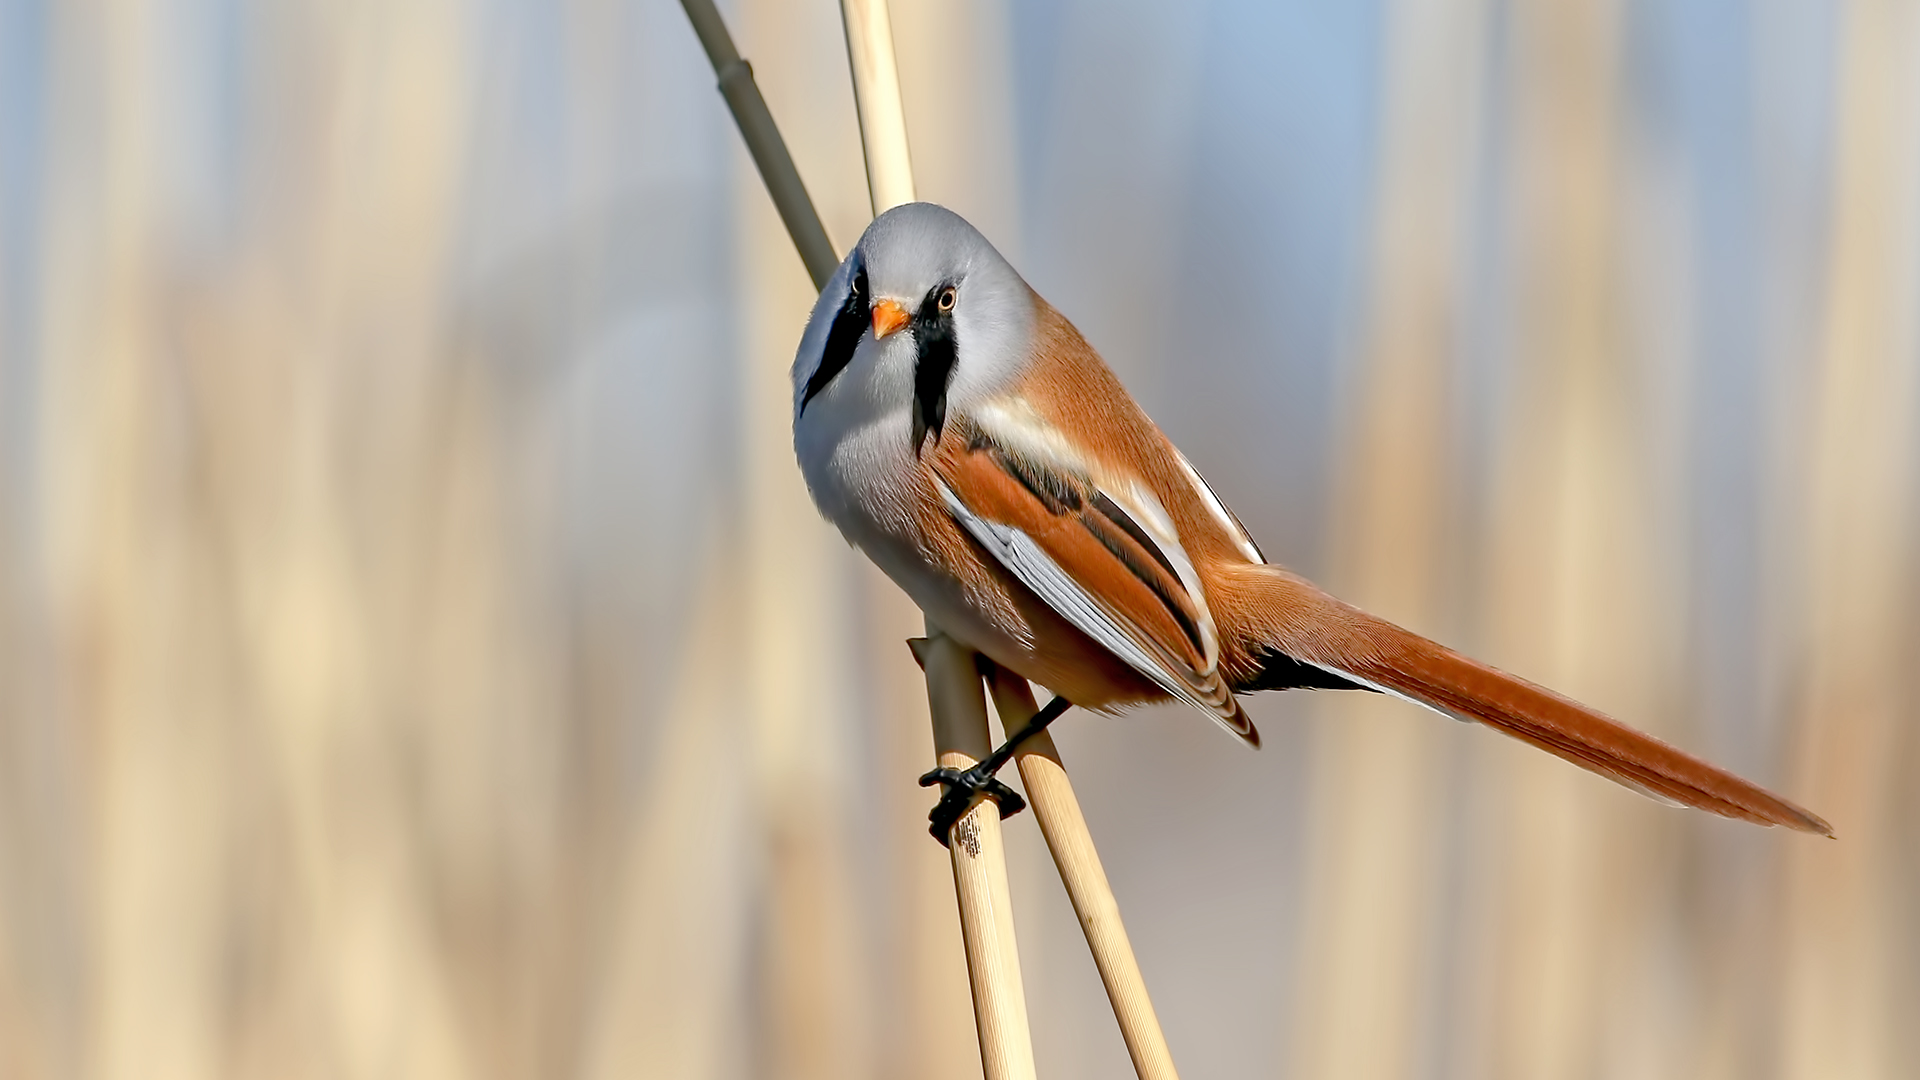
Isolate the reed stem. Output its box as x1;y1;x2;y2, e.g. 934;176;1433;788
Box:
837;0;917;214
833;0;1036;1073
912;632;1039;1080
987;668;1182;1080
677;0;840;288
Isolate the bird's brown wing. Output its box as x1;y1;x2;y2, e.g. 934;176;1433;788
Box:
931;425;1258;746
1214;563;1832;833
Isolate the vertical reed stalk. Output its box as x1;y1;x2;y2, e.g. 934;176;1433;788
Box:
838;0;918;215
835;1;1034;1074
912;632;1038;1080
681;0;1038;1074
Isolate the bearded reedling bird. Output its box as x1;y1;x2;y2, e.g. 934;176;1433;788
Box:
792;201;1830;841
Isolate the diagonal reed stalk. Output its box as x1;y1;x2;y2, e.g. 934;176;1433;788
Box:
985;667;1181;1080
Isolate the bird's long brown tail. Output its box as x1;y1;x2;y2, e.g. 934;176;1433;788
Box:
1216;564;1832;835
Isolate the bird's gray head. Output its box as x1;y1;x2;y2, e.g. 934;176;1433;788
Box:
792;203;1035;454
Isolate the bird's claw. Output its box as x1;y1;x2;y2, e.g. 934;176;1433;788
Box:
919;765;1027;845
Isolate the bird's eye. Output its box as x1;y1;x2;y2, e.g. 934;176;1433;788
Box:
937;286;957;312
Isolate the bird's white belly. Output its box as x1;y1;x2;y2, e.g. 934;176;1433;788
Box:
797;411;1033;663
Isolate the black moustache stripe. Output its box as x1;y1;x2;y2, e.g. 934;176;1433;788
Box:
910;283;959;455
801;264;869;412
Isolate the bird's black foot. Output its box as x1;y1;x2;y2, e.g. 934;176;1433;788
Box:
918;694;1073;846
919;765;1027;843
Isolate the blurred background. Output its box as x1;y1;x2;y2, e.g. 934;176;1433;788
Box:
1;0;1915;1077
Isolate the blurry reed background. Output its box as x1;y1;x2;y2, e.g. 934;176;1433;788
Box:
0;0;1914;1077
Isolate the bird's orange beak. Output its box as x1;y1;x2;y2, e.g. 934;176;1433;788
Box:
871;299;910;340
